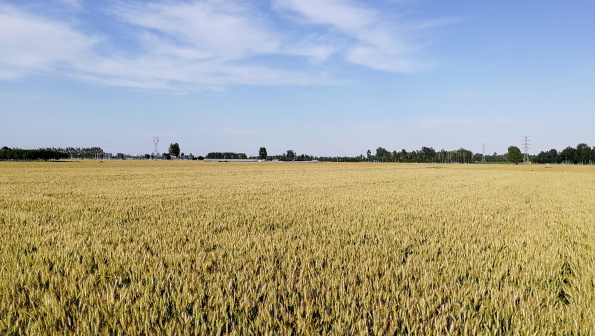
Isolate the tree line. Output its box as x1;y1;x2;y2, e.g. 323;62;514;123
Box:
56;147;105;160
206;152;248;160
3;142;593;164
280;144;594;164
531;143;594;164
367;147;475;163
0;147;69;161
0;146;106;161
245;147;480;163
192;143;595;164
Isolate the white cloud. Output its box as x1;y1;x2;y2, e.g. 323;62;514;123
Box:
0;1;450;89
57;0;83;10
274;0;376;33
79;54;323;90
0;4;96;79
111;1;282;60
89;0;335;89
347;46;417;73
273;0;423;72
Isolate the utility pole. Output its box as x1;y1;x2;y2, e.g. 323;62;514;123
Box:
522;136;530;164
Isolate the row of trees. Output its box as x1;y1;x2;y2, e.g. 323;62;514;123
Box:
257;148;316;161
250;147;478;163
532;143;593;164
52;147;105;160
206;152;248;160
368;147;475;163
257;143;594;165
252;146;482;163
266;144;594;164
0;147;69;161
4;142;592;164
1;146;108;161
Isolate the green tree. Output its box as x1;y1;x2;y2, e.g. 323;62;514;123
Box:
286;150;296;161
560;146;577;164
169;143;180;158
546;149;559;163
457;148;473;163
258;147;268;160
421;146;436;162
401;149;408;162
507;146;523;164
576;143;592;164
375;147;392;162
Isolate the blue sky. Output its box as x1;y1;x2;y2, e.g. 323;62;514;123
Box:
1;0;594;157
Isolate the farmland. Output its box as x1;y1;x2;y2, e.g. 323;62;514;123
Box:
1;161;594;334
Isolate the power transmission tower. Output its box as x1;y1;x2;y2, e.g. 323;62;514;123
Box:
482;143;486;162
153;136;159;159
522;136;530;164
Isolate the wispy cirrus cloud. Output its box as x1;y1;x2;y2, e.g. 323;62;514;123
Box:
57;0;83;10
111;1;282;61
273;0;439;72
0;0;453;90
94;0;317;89
0;4;97;79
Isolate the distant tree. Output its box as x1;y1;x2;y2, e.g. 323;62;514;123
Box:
560;146;578;164
533;151;547;164
366;150;372;161
457;148;473;163
286;150;296;161
169;143;181;158
546;149;559;163
436;149;447;163
421;146;436;162
163;153;172;160
259;147;268;160
375;147;392;162
507;146;523;164
401;149;408;162
576;143;592;164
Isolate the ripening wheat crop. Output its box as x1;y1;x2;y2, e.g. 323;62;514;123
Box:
0;161;593;335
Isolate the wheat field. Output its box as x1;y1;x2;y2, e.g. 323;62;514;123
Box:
0;161;593;335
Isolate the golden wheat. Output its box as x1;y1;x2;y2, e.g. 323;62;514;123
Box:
0;161;593;334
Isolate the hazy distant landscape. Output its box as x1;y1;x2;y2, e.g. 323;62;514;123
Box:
1;141;594;165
